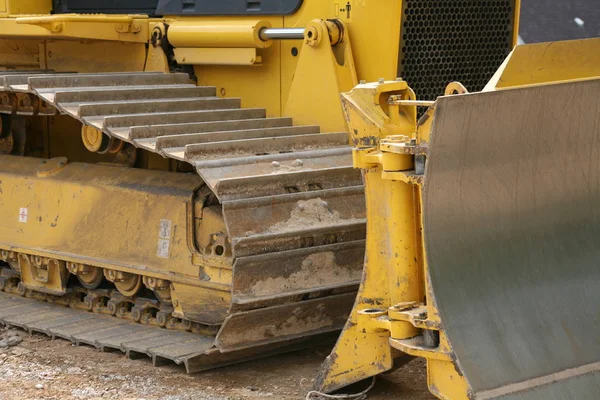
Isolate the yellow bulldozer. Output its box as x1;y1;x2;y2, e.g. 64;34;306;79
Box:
0;0;598;399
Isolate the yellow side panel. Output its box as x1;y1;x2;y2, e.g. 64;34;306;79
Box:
45;41;147;72
192;16;284;118
490;38;600;89
2;0;51;15
284;20;358;132
283;0;402;94
0;156;203;281
192;0;403;118
0;39;41;69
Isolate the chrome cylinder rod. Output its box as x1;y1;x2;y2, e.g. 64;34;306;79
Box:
259;28;305;41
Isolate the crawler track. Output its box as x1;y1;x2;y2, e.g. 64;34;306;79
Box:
0;290;337;372
0;71;365;369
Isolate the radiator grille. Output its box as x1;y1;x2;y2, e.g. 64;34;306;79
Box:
398;0;515;112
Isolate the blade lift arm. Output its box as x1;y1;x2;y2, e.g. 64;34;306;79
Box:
314;80;470;400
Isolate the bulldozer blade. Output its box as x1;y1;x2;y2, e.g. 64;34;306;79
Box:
316;76;600;398
423;77;600;398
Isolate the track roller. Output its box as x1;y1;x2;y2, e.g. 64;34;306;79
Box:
67;262;105;289
104;270;142;297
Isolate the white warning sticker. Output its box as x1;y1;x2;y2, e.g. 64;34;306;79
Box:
157;219;173;259
157;239;170;259
18;208;28;223
159;219;172;239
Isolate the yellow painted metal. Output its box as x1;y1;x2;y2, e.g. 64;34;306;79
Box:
0;39;41;68
315;171;403;390
284;19;357;132
19;254;69;295
0;15;149;42
359;167;421;313
315;80;423;390
0;0;51;15
426;357;470;400
167;20;272;49
341;81;416;149
191;0;404;120
17;15;146;24
45;41;147;72
81;126;105;153
485;38;600;90
315;80;474;399
145;23;170;72
282;0;403;89
0;35;149;75
0;1;406;117
0;156;234;322
174;48;261;66
190;15;284;117
0;0;515;118
512;0;521;47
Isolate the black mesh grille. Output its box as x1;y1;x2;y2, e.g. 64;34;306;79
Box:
398;0;515;113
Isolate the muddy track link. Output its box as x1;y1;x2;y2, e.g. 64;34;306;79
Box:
0;71;366;369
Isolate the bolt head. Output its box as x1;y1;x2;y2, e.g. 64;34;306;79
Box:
415;311;428;319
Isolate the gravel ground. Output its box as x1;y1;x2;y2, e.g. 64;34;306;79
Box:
0;327;434;400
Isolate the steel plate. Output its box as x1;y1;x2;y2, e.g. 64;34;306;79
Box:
423;78;600;399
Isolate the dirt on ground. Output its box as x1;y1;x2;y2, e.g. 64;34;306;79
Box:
0;326;434;400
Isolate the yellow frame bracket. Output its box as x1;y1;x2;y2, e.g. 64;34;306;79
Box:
3;14;149;42
316;80;470;400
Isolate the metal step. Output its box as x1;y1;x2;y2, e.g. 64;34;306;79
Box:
27;72;190;90
61;97;241;118
163;125;320;148
40;84;217;103
96;109;267;136
195;147;355;196
135;117;294;152
183;132;349;160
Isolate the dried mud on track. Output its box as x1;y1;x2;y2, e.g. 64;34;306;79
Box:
0;327;434;400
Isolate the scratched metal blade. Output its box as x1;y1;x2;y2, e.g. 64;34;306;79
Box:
423;78;600;399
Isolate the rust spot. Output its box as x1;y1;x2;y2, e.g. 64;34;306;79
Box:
50;215;59;228
361;297;386;306
449;352;464;377
198;267;211;281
